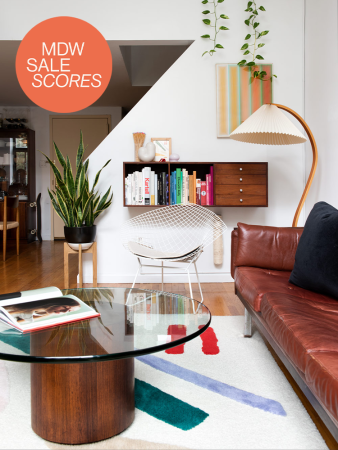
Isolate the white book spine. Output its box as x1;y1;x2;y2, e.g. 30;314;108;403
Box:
133;172;138;205
154;174;158;205
143;167;151;206
128;174;132;205
125;177;128;205
182;169;186;204
138;172;143;204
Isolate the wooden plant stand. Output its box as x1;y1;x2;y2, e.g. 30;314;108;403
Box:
64;242;97;288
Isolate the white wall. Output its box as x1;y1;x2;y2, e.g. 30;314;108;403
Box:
1;0;306;283
0;106;122;240
304;0;338;214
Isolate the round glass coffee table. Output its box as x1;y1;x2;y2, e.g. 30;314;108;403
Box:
0;287;211;445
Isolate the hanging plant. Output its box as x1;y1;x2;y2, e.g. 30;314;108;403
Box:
237;1;277;81
201;0;229;57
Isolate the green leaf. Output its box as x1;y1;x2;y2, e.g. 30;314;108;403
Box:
96;187;112;214
201;34;211;38
210;49;216;53
241;43;249;50
40;152;63;183
247;1;253;6
202;19;211;25
201;0;208;3
258;43;265;48
220;14;229;19
215;44;224;49
259;6;266;11
254;71;259;78
243;50;250;55
202;9;210;14
244;19;250;26
66;156;75;199
91;160;111;195
219;26;229;30
253;10;258;15
260;70;267;76
202;51;208;57
245;34;251;40
253;22;259;28
56;190;69;225
246;61;256;66
256;54;264;60
76;131;85;170
249;14;254;20
218;0;224;3
53;142;66;172
260;30;269;36
273;74;277;78
84;159;89;173
238;60;246;66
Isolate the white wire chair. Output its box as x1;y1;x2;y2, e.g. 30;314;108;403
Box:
121;204;227;303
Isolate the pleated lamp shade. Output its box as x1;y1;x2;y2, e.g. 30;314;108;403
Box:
229;104;307;145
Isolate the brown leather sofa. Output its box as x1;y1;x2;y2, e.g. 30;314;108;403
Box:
231;223;338;441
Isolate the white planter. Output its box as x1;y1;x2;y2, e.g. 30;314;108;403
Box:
138;142;156;162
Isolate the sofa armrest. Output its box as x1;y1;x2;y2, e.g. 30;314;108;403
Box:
233;223;303;272
231;228;239;279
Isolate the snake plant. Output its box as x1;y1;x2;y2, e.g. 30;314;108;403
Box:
42;131;113;227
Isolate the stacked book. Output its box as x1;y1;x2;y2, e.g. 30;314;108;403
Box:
125;167;169;206
170;166;213;205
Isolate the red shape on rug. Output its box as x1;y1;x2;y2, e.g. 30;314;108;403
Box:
165;325;187;354
198;326;219;355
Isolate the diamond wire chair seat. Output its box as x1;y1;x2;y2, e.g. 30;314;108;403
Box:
121;204;227;303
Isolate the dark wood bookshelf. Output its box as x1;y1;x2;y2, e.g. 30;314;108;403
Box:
123;162;268;207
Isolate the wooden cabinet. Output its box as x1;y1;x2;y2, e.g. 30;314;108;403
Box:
0;129;36;241
214;163;268;207
123;162;268;207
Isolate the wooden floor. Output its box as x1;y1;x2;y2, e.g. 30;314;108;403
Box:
0;240;337;449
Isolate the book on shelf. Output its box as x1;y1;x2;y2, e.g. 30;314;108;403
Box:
0;287;99;333
125;165;214;206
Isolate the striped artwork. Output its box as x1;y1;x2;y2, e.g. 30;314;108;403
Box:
216;63;273;137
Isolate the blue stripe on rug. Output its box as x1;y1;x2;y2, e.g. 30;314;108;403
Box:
0;331;30;355
135;378;209;430
137;354;286;416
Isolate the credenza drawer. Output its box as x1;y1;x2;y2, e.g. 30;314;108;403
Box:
215;174;267;185
215;185;266;196
214;163;267;175
215;194;267;206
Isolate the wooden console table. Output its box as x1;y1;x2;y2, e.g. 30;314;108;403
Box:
64;242;97;288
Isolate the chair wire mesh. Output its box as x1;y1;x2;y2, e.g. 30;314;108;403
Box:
122;204;227;263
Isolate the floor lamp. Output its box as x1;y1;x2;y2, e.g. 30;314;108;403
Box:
229;104;318;227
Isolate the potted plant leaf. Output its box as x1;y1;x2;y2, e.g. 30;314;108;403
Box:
42;131;113;244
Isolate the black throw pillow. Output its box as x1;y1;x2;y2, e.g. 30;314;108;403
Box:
289;201;338;300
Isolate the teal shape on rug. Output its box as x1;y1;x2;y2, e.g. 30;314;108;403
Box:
135;378;208;430
0;331;30;355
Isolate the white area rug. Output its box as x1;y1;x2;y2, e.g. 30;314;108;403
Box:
0;317;328;449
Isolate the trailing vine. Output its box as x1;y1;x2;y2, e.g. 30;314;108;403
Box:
237;1;277;81
201;0;229;57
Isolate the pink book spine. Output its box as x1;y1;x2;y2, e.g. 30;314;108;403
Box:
210;166;214;205
206;175;210;205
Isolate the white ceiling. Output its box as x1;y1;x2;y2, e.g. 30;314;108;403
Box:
0;40;192;109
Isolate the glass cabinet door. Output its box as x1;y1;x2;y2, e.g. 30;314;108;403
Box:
0;132;28;200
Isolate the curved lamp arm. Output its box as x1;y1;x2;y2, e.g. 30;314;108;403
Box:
271;103;318;227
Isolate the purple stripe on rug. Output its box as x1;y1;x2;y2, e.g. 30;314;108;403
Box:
137;354;286;416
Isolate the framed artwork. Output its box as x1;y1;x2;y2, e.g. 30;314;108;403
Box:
216;63;273;137
151;138;172;161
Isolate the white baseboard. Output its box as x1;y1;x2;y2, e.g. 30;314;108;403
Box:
82;272;234;284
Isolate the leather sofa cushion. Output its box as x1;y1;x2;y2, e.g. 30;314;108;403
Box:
261;292;338;374
234;266;333;312
235;223;303;271
305;352;338;423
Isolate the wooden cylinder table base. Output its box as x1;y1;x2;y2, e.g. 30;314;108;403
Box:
31;358;135;444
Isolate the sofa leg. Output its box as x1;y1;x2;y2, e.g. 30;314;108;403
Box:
244;308;253;338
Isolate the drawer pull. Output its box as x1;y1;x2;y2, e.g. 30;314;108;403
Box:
240;189;243;192
239;168;243;171
239;178;243;182
240;199;243;202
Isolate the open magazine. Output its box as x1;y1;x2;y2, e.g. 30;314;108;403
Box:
0;287;100;333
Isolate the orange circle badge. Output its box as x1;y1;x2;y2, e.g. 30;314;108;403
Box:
16;17;112;113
